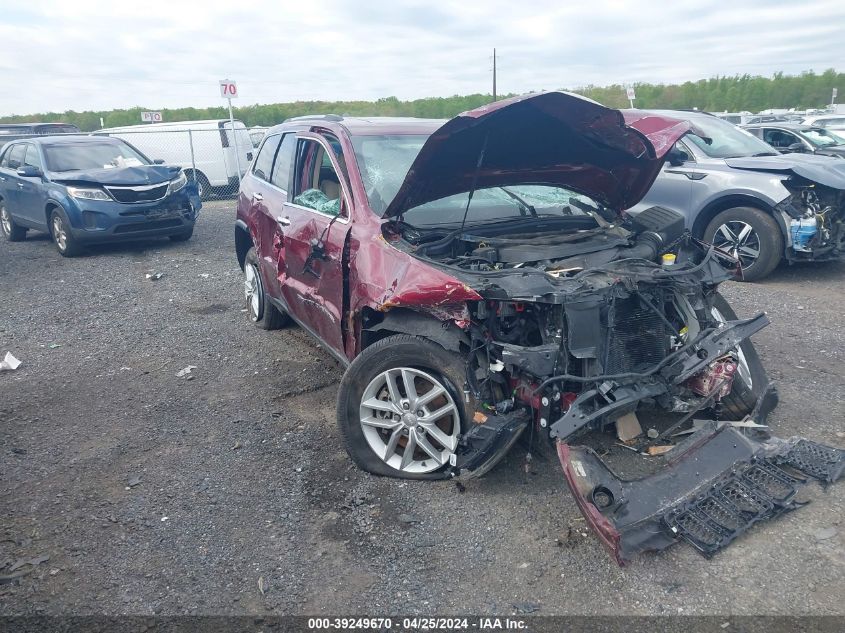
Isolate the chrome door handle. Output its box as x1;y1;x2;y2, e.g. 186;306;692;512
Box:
17;183;24;188
252;192;263;201
277;216;291;227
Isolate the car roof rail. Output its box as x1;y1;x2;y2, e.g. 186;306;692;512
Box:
284;114;344;123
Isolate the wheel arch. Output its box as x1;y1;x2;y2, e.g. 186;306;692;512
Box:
359;307;470;354
235;219;252;270
691;194;780;239
45;199;65;231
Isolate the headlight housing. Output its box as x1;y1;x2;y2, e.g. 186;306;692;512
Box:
169;170;188;192
67;186;111;201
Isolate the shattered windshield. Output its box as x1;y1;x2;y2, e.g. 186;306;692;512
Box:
351;134;599;224
402;185;593;228
351;134;428;214
684;117;778;158
802;128;845;147
43;142;149;172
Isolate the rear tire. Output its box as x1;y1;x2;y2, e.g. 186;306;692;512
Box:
244;247;288;329
704;207;782;282
49;208;83;257
196;172;213;201
337;335;473;480
711;292;772;419
0;202;26;242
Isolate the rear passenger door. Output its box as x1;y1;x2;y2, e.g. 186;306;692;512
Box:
0;143;26;218
240;132;287;297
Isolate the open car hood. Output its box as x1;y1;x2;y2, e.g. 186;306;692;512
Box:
381;92;697;217
724;153;845;189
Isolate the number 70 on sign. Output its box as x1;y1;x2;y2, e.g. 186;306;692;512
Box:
219;80;238;98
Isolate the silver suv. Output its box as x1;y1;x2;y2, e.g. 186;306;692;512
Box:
629;110;845;280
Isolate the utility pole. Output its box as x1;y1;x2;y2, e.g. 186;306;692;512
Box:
492;48;497;101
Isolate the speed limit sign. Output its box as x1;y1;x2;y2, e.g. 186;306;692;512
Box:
219;80;238;98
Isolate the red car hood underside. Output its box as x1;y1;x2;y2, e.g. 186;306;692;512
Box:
381;91;698;217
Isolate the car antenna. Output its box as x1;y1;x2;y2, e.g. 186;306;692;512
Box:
459;132;489;235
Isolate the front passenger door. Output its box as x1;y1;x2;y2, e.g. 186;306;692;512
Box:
17;144;47;226
627;141;694;228
278;133;351;357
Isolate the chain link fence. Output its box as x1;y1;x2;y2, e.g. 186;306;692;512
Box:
0;121;267;199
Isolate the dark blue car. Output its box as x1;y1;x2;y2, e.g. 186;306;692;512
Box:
0;135;201;256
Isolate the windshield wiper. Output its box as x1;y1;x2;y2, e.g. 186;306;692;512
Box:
751;152;779;157
499;187;536;217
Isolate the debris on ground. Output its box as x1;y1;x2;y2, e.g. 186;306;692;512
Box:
145;272;164;281
398;513;421;524
126;475;142;488
813;527;837;541
0;352;21;371
175;365;196;378
512;602;540;614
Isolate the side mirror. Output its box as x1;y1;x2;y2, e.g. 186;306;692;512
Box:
786;142;806;153
666;147;688;166
153;159;165;165
17;165;43;178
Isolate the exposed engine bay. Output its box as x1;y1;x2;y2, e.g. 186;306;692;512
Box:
780;178;845;260
382;203;844;563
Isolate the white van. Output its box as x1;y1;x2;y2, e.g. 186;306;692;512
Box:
99;119;255;199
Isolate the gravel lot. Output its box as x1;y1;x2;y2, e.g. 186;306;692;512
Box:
1;200;843;616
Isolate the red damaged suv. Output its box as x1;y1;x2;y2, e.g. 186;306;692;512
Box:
235;92;843;564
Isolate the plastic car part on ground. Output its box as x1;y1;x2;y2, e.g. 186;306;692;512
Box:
557;422;844;565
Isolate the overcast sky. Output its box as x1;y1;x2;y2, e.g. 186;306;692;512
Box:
2;0;844;115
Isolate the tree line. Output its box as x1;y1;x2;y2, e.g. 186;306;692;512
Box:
2;69;840;131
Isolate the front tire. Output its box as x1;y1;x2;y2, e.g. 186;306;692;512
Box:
337;334;472;480
49;208;83;257
704;207;782;281
243;247;288;329
711;292;772;419
1;202;26;242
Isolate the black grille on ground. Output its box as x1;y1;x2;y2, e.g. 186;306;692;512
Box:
106;183;169;203
664;459;803;557
604;296;669;374
113;219;182;234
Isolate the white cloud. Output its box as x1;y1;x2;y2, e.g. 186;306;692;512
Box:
1;0;843;115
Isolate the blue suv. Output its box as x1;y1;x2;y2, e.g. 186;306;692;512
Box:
0;135;201;256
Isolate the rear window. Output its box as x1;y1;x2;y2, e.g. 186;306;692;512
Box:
43;142;149;172
252;134;281;181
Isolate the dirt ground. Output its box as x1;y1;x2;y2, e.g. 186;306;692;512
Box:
1;201;843;616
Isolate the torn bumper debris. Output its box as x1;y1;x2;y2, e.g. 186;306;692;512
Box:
558;424;844;565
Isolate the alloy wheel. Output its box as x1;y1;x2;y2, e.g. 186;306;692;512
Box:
712;221;761;269
244;263;262;321
359;367;460;474
52;215;67;252
0;206;10;236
